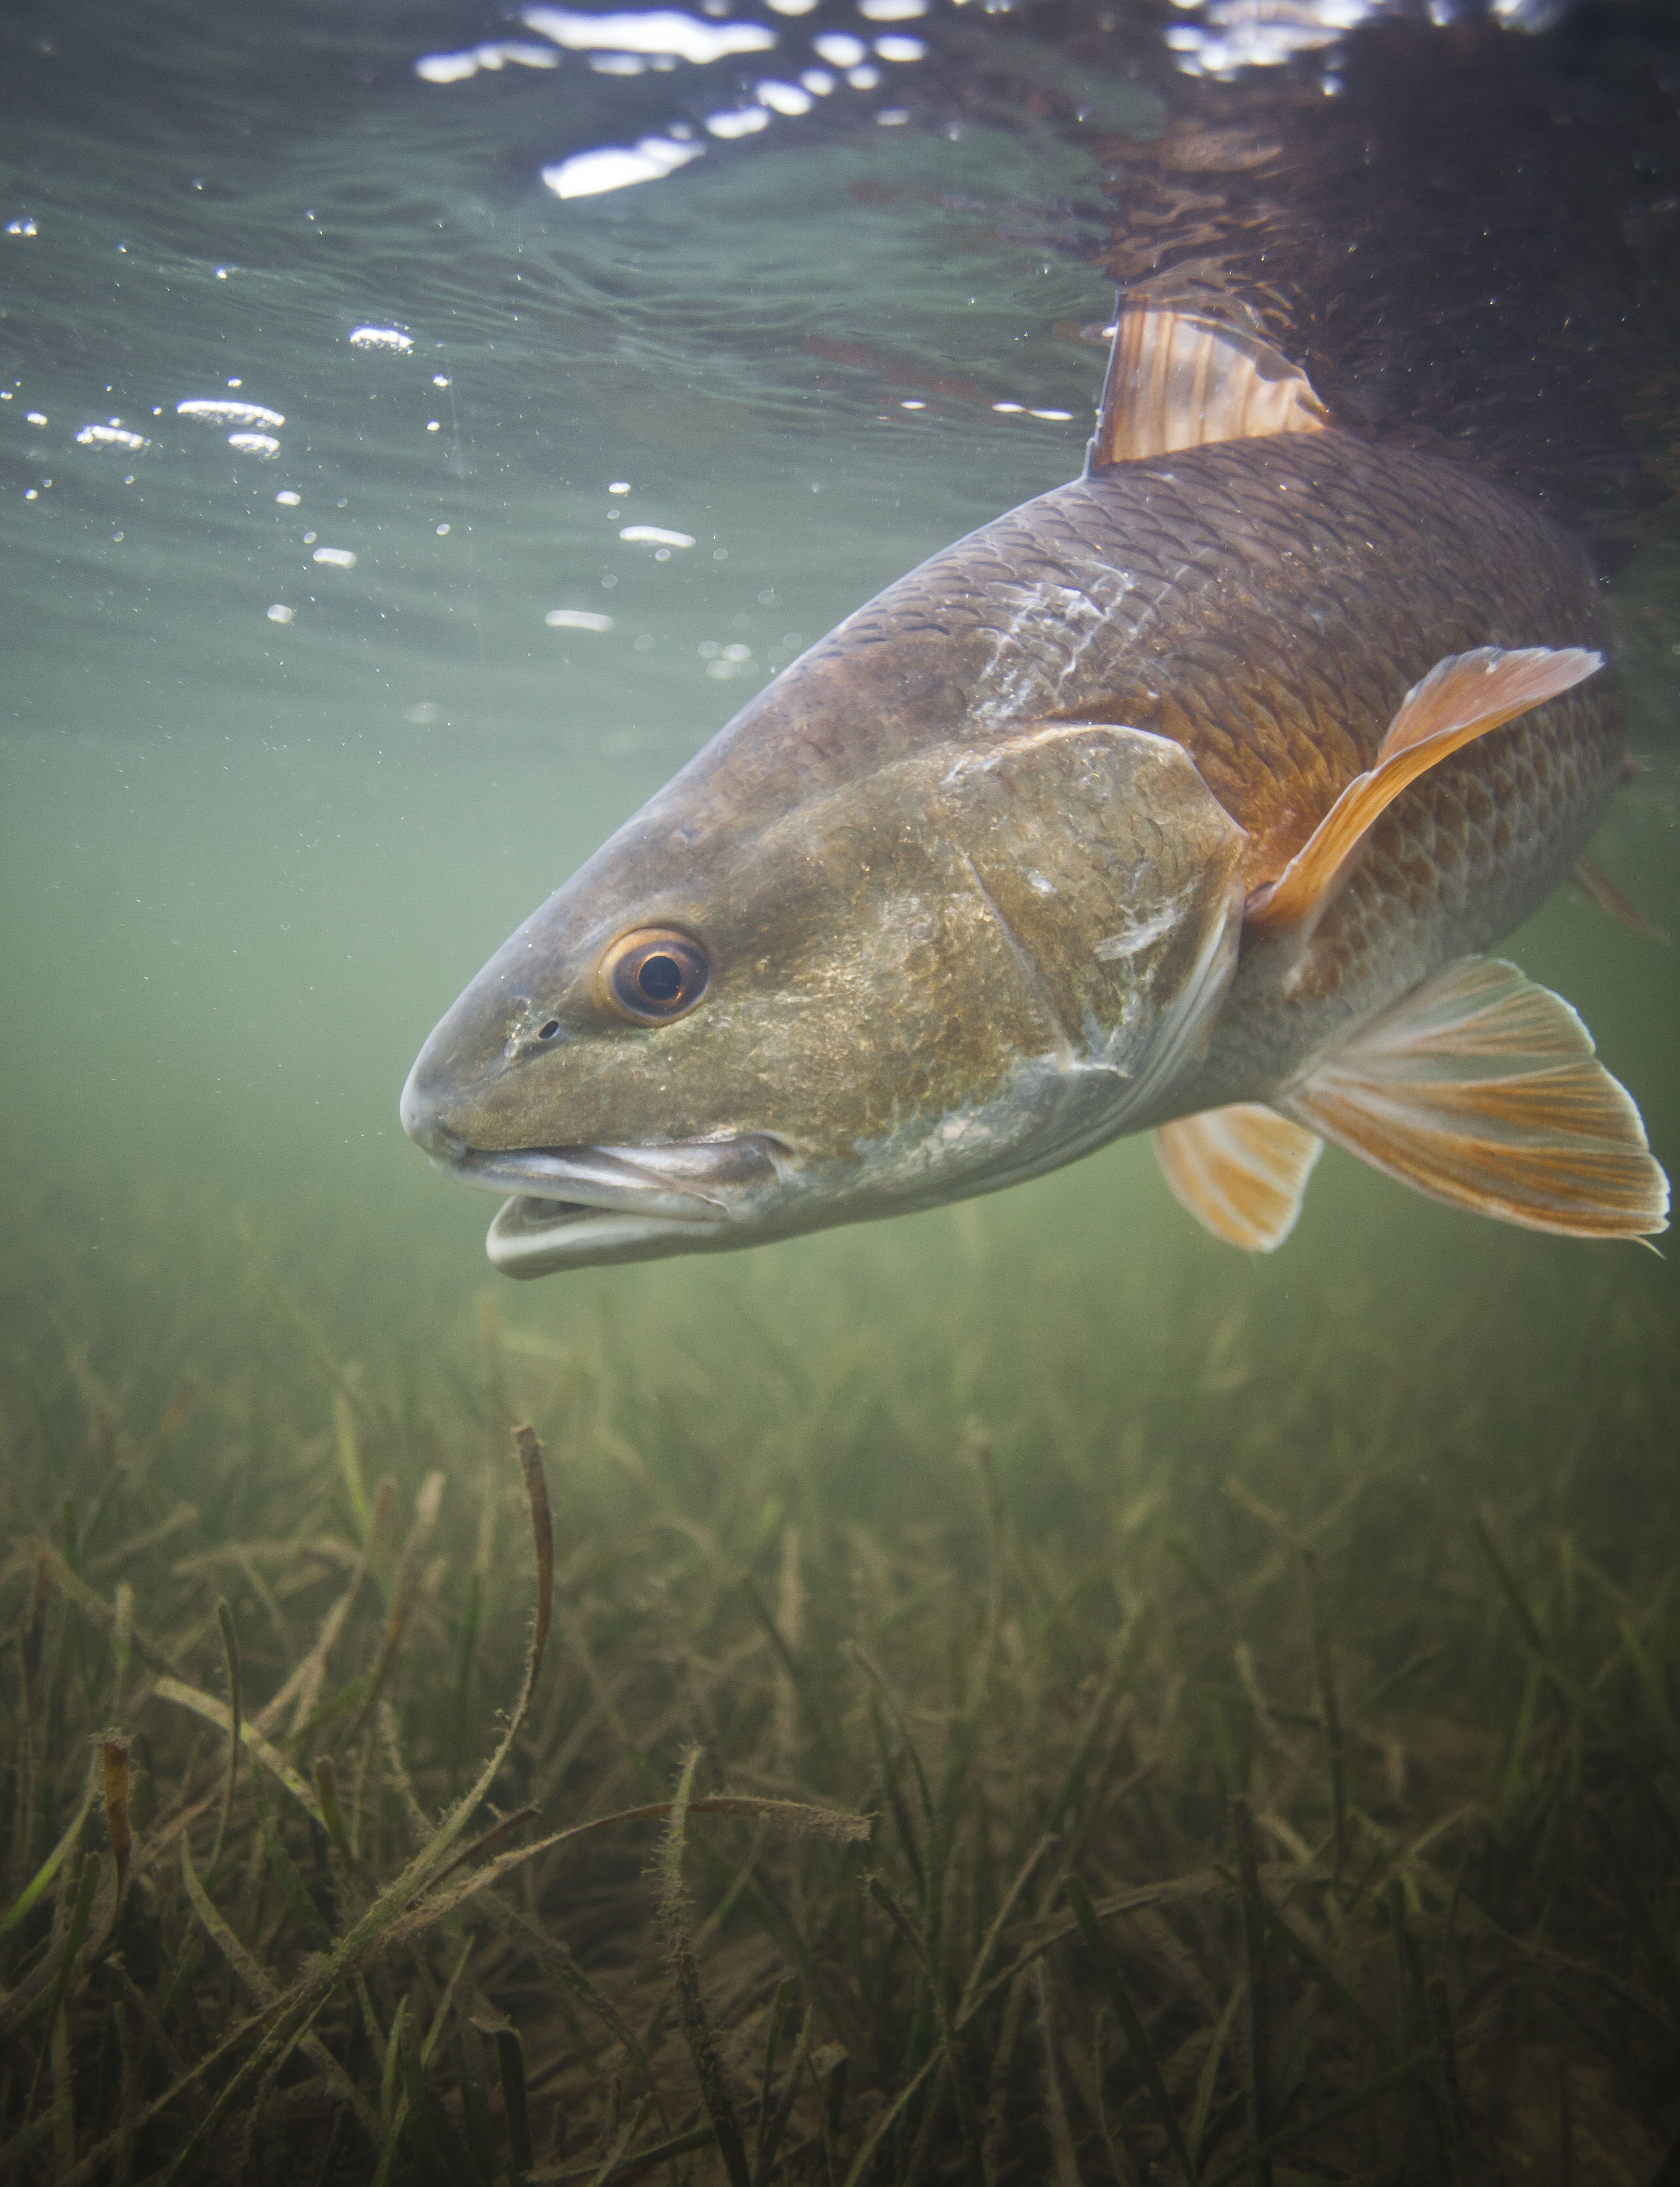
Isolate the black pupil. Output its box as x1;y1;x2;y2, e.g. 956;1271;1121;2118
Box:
636;952;684;1003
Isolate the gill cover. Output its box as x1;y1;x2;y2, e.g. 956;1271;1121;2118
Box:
918;720;1250;1122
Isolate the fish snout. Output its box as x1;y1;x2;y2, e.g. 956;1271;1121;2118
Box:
398;1057;470;1163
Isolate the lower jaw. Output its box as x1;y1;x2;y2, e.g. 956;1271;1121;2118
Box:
485;1193;736;1276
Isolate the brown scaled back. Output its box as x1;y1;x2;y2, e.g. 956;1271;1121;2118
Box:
1067;429;1615;891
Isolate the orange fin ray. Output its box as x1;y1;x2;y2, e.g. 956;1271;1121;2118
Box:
1245;646;1603;941
1154;1104;1323;1252
1088;307;1327;471
1282;956;1670;1239
1572;855;1670;944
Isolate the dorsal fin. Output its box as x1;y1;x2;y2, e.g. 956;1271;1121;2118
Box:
1087;307;1328;472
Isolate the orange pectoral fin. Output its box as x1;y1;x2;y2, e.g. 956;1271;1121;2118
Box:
1282;956;1670;1240
1154;1104;1323;1252
1245;646;1603;942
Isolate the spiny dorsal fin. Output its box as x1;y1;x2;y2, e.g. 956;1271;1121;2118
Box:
1281;956;1669;1240
1088;307;1327;472
1245;645;1603;944
1154;1104;1323;1252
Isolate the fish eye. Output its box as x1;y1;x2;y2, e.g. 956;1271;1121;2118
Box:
597;927;710;1025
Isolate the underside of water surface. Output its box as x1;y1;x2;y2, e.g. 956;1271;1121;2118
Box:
2;0;1678;2178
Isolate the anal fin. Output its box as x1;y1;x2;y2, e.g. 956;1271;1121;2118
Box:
1154;1104;1323;1252
1282;957;1669;1240
1246;646;1603;944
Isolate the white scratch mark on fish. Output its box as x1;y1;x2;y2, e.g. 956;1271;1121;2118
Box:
1094;888;1197;960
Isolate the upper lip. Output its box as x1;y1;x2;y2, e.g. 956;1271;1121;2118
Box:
437;1135;789;1224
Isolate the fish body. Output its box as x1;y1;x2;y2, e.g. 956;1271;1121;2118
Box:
687;427;1616;1102
401;319;1666;1272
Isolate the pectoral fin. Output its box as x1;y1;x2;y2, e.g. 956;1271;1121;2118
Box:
1246;646;1603;942
1281;957;1669;1239
1155;1105;1324;1251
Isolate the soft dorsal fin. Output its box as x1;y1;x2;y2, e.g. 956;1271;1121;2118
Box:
1281;956;1669;1240
1154;1104;1323;1251
1087;307;1327;472
1245;646;1603;944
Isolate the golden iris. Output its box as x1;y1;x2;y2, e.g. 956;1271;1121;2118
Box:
597;927;710;1025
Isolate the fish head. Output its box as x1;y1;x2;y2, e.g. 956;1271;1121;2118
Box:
401;720;1248;1274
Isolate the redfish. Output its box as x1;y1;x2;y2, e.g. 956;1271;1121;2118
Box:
401;311;1668;1274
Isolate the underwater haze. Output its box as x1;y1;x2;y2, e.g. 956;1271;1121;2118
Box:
3;0;1679;2179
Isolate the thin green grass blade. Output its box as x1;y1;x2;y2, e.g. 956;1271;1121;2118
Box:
1198;2047;1438;2187
659;1748;752;2187
490;2023;533;2187
248;1759;332;1951
1063;1873;1196;2187
0;1769;95;1941
1229;1796;1273;2186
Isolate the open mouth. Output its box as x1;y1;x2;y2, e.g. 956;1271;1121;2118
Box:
433;1135;795;1276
